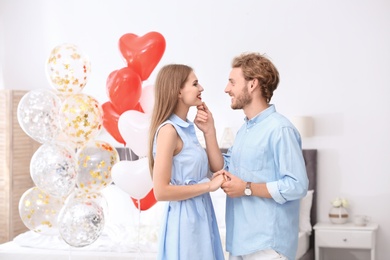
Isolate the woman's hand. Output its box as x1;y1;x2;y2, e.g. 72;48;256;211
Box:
194;102;215;135
209;173;226;192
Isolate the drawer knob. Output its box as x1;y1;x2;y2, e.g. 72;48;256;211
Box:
343;238;347;242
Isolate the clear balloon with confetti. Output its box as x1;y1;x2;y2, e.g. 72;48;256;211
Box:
46;43;91;96
59;93;103;150
30;142;77;198
17;89;62;144
58;190;105;247
76;140;119;193
18;187;65;235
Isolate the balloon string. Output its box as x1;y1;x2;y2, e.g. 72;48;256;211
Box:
68;245;72;260
137;198;141;255
123;144;128;161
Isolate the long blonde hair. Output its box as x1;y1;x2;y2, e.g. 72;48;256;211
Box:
148;64;193;176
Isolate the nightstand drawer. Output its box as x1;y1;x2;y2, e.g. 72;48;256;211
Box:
316;230;372;248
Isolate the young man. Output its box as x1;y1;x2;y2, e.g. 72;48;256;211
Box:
195;52;308;260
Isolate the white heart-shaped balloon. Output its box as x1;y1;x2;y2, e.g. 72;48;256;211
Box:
111;158;153;199
118;110;151;157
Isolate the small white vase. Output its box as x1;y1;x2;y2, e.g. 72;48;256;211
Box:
329;206;349;224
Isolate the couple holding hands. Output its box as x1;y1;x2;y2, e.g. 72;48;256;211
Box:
148;52;308;260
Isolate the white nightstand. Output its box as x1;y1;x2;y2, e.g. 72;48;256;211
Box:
313;222;379;260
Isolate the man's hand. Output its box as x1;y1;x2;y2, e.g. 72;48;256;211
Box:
221;171;246;198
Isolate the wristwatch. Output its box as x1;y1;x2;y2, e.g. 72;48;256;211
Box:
244;182;252;196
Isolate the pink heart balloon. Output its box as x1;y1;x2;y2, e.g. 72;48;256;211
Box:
139;85;155;115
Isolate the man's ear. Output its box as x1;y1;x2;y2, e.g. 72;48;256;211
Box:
249;79;258;93
252;79;258;88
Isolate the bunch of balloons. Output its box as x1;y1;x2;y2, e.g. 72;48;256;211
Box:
17;43;119;247
103;32;166;211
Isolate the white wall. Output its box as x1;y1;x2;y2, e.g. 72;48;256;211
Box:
1;0;390;259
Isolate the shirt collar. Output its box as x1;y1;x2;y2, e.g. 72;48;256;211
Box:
244;104;276;126
169;114;191;128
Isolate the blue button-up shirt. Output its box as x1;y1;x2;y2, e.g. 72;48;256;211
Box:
223;105;308;260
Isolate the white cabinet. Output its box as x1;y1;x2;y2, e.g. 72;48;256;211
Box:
314;222;378;260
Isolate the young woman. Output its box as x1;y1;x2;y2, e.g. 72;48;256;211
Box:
148;64;225;260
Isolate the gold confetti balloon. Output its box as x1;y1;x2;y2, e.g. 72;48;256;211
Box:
59;93;103;149
76;140;119;193
18;187;65;235
46;43;91;95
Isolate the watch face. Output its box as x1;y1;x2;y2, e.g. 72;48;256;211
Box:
245;188;252;196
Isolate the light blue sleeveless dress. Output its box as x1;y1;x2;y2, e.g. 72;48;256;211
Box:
154;114;224;260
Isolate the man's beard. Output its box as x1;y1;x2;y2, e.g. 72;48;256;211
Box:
231;87;252;110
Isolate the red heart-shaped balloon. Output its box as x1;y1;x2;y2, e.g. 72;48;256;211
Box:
106;67;142;114
131;189;157;211
119;32;166;81
102;101;125;144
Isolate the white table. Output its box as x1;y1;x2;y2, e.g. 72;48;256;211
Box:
313;222;378;260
